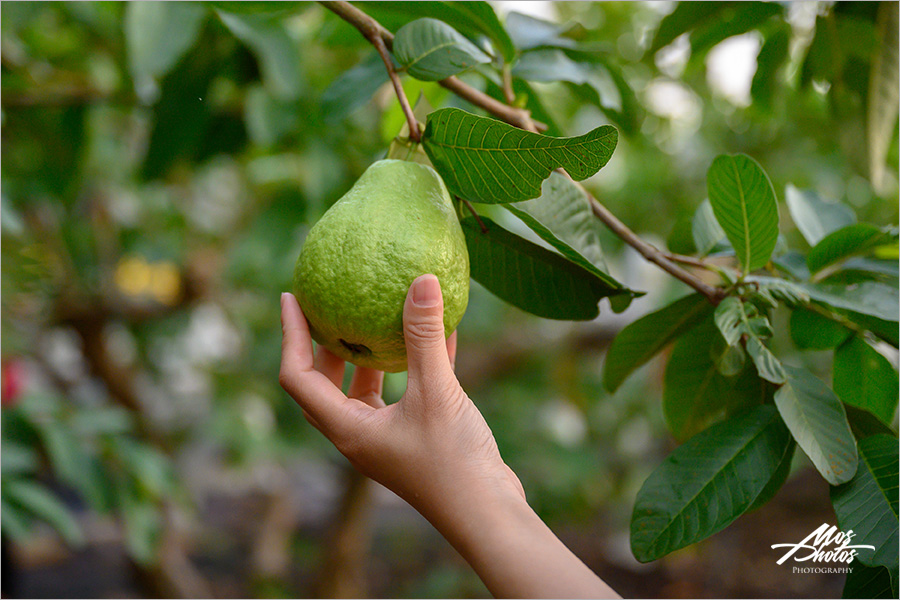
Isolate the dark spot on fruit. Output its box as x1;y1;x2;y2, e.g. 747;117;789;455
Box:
340;339;372;357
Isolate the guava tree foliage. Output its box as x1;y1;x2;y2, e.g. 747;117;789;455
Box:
1;1;897;597
317;2;900;597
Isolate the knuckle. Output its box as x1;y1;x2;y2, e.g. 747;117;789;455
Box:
405;319;445;347
278;369;294;393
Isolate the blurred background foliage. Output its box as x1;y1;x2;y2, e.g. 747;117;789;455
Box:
1;1;896;598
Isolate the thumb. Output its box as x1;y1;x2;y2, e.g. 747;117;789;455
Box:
403;274;456;392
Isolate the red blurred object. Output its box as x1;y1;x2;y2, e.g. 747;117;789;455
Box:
2;360;26;407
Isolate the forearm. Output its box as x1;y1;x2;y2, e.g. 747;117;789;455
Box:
415;484;620;599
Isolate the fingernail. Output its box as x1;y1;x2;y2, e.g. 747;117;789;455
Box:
412;275;440;307
281;292;289;307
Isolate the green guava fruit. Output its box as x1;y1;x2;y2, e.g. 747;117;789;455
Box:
292;159;469;373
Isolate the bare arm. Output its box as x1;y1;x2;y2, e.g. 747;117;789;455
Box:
279;275;619;599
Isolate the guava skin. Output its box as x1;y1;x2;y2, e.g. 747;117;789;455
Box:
293;159;470;373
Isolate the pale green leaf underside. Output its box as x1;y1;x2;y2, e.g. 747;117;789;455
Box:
692;199;727;256
774;366;858;485
631;405;792;562
393;18;491;81
707;154;779;273
424;108;618;204
784;184;856;247
505;172;622;288
714;297;786;384
126;1;206;81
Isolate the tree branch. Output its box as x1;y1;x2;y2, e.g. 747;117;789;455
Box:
319;0;725;305
319;1;538;131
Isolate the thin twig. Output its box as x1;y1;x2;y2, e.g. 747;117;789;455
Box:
319;0;540;132
501;64;516;105
320;0;726;305
460;197;488;233
370;34;420;142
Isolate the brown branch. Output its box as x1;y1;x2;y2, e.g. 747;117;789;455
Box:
319;0;539;132
501;64;516;105
319;0;725;305
573;178;725;304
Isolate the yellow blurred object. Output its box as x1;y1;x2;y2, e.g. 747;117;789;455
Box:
114;256;182;304
149;262;182;305
114;256;152;297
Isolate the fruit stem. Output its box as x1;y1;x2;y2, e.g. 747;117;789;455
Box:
460;197;488;234
370;34;421;143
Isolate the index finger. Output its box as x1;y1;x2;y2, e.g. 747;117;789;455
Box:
279;293;369;437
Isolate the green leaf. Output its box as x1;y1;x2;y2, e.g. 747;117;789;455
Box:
785;185;856;247
504;171;613;282
245;86;298;146
603;293;713;392
512;49;591;84
774;366;858;485
807;224;897;275
745;336;786;385
650;2;733;53
506;11;576;51
0;498;33;542
802;280;900;323
356;1;515;62
321;52;388;123
714;296;744;346
789;308;851;350
4;479;84;547
750;23;790;109
125;1;206;83
867;2;899;194
714;297;786;384
140;29;216;179
687;2;782;56
692;199;727;257
217;10;303;101
206;1;306;14
831;434;899;571
842;563;897;599
423;108;617;204
707;154;779;274
461;216;626;320
443;1;515;62
834;336;898;426
631;405;792;562
747;440;796;513
394;18;491;81
844;404;897;440
664;319;767;440
1;442;39;474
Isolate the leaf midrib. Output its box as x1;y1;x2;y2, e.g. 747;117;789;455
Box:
859;441;899;520
428;133;615;153
639;410;779;556
405;39;466;71
730;159;752;276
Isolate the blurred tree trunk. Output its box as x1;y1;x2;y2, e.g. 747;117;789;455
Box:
314;467;373;598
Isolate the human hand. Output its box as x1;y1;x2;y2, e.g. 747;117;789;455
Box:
279;274;524;519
